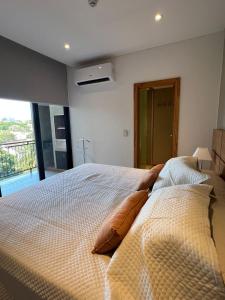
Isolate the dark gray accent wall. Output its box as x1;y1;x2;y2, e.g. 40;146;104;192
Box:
218;34;225;129
0;35;68;105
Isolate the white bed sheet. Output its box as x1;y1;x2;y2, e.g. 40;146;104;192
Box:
0;163;147;300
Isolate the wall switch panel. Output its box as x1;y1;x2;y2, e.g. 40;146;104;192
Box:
123;129;129;137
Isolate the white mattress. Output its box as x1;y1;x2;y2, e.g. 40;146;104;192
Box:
0;163;147;300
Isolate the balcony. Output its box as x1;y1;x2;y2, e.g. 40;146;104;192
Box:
0;140;38;195
0;140;63;196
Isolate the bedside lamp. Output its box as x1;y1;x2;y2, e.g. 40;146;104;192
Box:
193;147;212;170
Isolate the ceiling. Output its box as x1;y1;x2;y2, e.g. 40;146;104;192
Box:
0;0;225;66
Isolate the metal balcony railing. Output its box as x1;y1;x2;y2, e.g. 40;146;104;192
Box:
0;140;37;179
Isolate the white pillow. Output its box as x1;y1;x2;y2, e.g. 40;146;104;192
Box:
152;156;209;191
106;184;225;299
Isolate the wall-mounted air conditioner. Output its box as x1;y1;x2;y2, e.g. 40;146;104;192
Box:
74;62;114;86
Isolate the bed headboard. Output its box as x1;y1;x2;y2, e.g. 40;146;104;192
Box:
212;129;225;179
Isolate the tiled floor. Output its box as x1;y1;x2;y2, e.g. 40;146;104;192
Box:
0;169;59;196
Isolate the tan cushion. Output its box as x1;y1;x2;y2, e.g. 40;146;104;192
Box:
137;164;164;190
92;190;148;254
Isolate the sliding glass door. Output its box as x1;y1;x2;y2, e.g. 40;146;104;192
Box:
0;101;73;197
0;99;39;196
32;104;73;180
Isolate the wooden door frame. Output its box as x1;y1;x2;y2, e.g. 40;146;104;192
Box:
134;77;180;168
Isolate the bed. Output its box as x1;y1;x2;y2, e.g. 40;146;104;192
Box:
1;144;225;299
0;164;147;299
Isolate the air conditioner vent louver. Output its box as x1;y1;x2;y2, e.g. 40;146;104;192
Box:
74;63;114;87
77;77;110;86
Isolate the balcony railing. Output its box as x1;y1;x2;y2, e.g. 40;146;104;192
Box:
0;140;37;179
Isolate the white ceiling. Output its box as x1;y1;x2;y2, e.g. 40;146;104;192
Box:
0;0;225;66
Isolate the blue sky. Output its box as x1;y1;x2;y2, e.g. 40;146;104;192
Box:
0;99;32;121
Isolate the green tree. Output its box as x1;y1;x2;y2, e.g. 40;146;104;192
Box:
16;144;36;172
0;131;15;144
0;119;35;178
0;120;34;144
0;149;16;178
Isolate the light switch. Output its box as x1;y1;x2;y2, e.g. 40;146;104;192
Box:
123;129;129;137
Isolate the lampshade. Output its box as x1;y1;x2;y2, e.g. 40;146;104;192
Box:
193;147;212;161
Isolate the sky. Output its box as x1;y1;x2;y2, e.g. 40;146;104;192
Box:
0;99;32;121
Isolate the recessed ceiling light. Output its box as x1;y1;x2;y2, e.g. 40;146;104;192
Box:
64;43;70;50
98;66;102;69
155;13;163;22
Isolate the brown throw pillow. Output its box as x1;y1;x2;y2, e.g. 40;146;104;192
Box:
137;164;164;190
92;190;148;254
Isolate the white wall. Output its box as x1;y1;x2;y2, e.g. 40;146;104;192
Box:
67;32;224;167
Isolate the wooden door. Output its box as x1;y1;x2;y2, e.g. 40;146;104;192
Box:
134;78;180;168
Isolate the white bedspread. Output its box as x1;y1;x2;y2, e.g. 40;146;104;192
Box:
0;163;146;300
105;184;225;300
